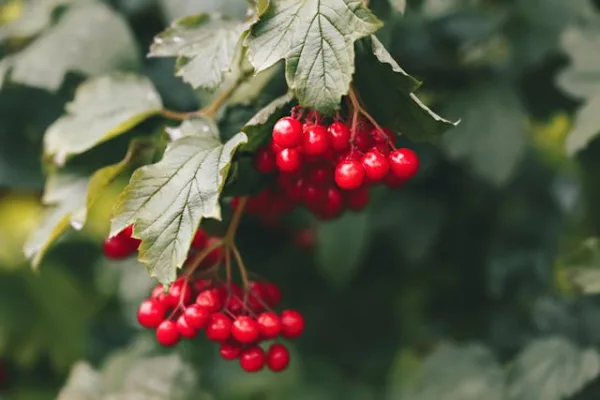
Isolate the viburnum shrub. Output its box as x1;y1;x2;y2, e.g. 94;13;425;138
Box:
22;0;457;376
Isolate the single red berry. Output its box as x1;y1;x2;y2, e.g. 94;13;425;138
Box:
183;304;210;329
327;122;350;151
335;159;365;190
354;129;373;152
103;237;136;259
307;164;334;186
117;224;142;250
166;279;193;308
193;279;211;292
388;148;419;180
137;299;166;328
272;117;303;149
256;312;281;339
196;289;222;313
248;281;267;312
232;316;260;344
276;148;302;174
267;343;290;372
206;312;232;342
151;284;170;307
283;176;304;203
225;295;245;315
156;320;180;347
318;187;345;220
303;183;327;211
239;346;266;373
345;188;370;211
191;229;208;250
220;342;242;360
254;147;277;174
204;237;223;266
176;314;198;339
303;124;329;155
280;310;305;339
263;283;282;307
373;126;396;146
362;150;390;181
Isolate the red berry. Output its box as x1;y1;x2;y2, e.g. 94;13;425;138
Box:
103;237;135;259
176;314;198;339
267;343;290;372
276;148;302;173
254;147;276;174
204;237;223;266
361;150;390;181
318;187;345;220
335;159;365;190
283;177;304;203
239;346;266;372
292;228;316;250
248;282;266;312
137;299;166;328
263;283;282;307
117;224;141;249
303;124;329;155
156;320;180;347
303;183;327;211
327;122;350;151
272;117;303;149
373;126;396;146
183;304;210;329
346;188;370;211
166;279;193;308
256;312;281;339
354;129;373;152
232;316;260;343
220;342;242;360
196;289;222;313
151;285;170;307
388;148;419;180
225;295;245;315
191;229;208;250
307;164;334;186
193;279;211;292
206;312;232;342
280;310;305;339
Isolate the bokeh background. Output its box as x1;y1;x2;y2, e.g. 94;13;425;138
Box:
2;0;600;399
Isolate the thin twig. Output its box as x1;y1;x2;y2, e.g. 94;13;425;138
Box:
349;86;395;149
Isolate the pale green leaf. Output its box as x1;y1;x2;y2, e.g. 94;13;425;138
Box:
158;0;249;22
392;343;505;400
241;91;295;151
354;36;458;142
389;0;406;14
58;362;104;400
44;73;162;166
557;24;600;154
0;0;72;42
441;84;526;185
111;122;247;285
149;13;249;90
316;211;370;287
3;2;140;91
507;336;600;400
246;0;382;114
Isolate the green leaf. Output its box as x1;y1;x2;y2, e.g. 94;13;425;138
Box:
389;0;406;14
0;0;71;42
392;343;505;400
44;73;163;166
111;122;247;285
241;91;295;152
507;336;600;400
316;211;370;286
441;84;526;185
245;0;383;114
354;35;458;142
158;0;249;22
149;14;250;90
557;24;600;155
2;2;140;91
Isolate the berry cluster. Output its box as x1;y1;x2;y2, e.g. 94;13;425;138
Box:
137;276;303;372
246;111;419;221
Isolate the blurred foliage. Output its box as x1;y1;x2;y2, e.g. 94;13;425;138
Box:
1;0;600;399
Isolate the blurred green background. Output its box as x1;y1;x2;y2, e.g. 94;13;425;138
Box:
3;0;600;399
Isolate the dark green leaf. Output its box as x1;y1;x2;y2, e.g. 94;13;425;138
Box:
111;121;247;285
241;91;295;152
354;35;458;142
316;211;370;286
557;24;600;155
441;84;526;185
149;14;250;90
246;0;383;114
507;336;600;400
1;2;140;91
392;343;505;400
44;73;163;166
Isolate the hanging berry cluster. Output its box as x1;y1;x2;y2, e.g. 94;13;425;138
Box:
103;225;304;373
244;104;419;223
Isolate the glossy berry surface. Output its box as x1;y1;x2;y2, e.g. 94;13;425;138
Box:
205;312;232;342
239;346;266;373
272;117;303;149
303;124;329;155
389;148;419;180
231;316;260;343
183;304;209;329
267;343;290;372
335;159;365;190
362;150;389;181
280;309;305;339
256;312;281;339
156;320;180;347
137;299;165;328
327;121;350;151
276;148;302;173
220;342;242;360
176;314;198;338
254;147;276;174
